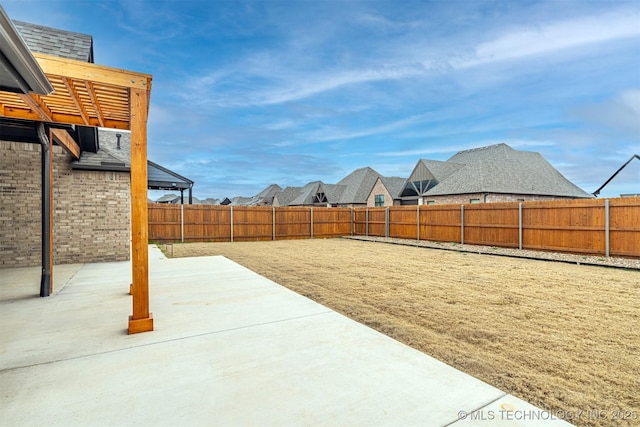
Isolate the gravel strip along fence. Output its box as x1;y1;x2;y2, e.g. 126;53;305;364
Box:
345;236;640;270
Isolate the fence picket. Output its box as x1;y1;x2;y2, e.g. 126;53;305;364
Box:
147;198;640;257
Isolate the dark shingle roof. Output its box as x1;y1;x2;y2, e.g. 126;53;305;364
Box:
148;160;193;190
13;20;94;62
71;129;129;171
336;167;382;204
423;143;592;198
274;186;303;206
289;181;323;205
379;176;407;198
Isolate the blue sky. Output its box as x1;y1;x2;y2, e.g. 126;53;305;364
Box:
5;0;640;199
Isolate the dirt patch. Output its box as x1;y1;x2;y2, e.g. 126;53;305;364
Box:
167;238;640;427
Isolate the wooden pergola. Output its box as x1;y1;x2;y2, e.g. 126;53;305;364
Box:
0;52;154;334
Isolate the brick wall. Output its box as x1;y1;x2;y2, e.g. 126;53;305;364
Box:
366;179;395;207
420;192;577;205
0;141;131;267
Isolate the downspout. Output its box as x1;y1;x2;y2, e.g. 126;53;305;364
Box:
36;123;52;297
188;183;193;204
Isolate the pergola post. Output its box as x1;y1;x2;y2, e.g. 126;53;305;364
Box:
128;87;153;334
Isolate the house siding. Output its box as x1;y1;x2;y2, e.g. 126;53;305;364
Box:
0;141;131;267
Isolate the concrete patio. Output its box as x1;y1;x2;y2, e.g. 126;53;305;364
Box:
0;246;571;426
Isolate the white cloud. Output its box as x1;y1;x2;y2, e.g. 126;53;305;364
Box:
462;10;640;67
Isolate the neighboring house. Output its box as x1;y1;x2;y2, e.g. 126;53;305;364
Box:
273;186;304;207
254;184;282;205
155;194;180;204
200;198;221;205
399;143;592;205
273;167;394;208
366;176;406;207
332;167;384;208
224;184;283;206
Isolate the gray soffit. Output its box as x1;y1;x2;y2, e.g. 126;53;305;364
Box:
0;7;53;94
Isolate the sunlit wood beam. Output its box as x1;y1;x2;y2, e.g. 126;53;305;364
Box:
50;128;80;159
17;93;52;121
62;78;90;126
86;81;105;127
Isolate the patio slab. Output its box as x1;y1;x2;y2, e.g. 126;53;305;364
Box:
0;247;570;426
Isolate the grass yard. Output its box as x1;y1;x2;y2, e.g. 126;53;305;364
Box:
167;238;640;427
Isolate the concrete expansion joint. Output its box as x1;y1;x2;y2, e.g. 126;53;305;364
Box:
444;392;508;426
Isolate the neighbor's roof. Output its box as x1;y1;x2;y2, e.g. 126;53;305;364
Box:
13;20;93;63
156;194;180;203
423;143;592;198
274;186;303;206
379;176;407;198
289;181;324;205
336;167;382;204
255;184;282;199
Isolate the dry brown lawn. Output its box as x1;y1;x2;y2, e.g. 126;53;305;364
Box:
168;238;640;426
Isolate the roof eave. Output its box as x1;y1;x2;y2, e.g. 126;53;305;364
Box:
0;7;53;95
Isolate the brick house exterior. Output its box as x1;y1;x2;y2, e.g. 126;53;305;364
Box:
0;140;130;267
366;177;404;207
400;144;592;205
421;192;579;205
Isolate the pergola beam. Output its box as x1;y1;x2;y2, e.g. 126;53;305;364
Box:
18;94;52;121
33;53;151;90
50;128;80;159
86;81;105;127
61;77;90;126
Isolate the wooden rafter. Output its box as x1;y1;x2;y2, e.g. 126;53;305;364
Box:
1;54;151;130
61;77;90;126
86;81;105;127
17;93;52;121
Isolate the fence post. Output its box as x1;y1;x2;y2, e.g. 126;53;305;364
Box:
230;206;234;242
181;204;184;243
518;202;522;250
366;208;369;236
460;204;465;244
385;207;389;238
310;207;314;239
350;208;354;235
605;199;610;257
272;207;276;241
417;204;420;241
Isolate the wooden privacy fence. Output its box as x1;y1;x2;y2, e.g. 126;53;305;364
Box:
148;205;352;243
149;198;640;258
